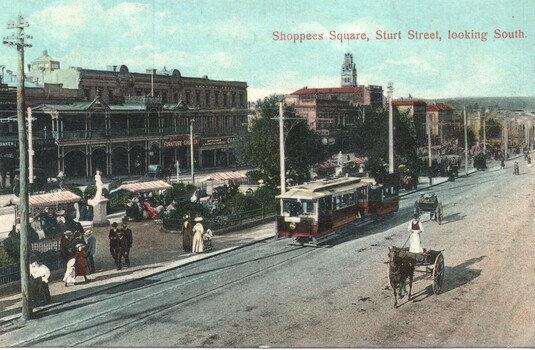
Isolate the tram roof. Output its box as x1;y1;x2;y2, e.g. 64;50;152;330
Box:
277;177;370;200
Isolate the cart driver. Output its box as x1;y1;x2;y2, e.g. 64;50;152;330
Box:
407;214;424;253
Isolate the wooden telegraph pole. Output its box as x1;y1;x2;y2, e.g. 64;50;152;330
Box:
3;14;33;320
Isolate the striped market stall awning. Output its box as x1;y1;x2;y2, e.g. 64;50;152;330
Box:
117;180;172;193
202;172;246;181
23;191;81;207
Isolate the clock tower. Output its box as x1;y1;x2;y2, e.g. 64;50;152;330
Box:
341;53;357;87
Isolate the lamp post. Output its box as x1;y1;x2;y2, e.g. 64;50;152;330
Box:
175;160;180;184
279;102;286;194
3;14;32;320
387;82;394;174
190;118;195;185
464;108;469;176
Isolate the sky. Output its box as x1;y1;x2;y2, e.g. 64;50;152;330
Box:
0;0;533;101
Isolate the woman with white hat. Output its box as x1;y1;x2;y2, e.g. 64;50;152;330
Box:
191;216;205;254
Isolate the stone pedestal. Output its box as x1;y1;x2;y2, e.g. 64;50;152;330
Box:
89;198;109;227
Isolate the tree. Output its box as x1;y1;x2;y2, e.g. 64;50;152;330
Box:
347;107;419;178
234;95;328;188
485;116;503;139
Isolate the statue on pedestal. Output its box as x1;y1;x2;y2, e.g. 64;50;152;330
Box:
88;169;109;226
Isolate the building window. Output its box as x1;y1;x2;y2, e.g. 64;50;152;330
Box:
205;91;210;107
214;91;219;106
185;90;191;105
223;93;228;107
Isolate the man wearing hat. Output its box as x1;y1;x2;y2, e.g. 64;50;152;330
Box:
109;222;120;266
59;230;75;263
117;222;133;270
84;230;96;273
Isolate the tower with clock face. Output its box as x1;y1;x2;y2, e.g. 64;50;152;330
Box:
341;52;357;87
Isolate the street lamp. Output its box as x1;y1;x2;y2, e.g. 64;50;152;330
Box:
190;118;195;185
387;82;394;174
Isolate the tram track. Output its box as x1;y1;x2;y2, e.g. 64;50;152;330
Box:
11;241;320;347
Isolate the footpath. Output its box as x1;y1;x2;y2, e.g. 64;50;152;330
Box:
0;162;494;324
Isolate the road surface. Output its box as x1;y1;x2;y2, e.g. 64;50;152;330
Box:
0;161;534;347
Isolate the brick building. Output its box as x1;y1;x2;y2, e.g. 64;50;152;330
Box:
284;53;383;148
0;51;248;180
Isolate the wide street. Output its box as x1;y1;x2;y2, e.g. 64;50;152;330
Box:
0;157;533;347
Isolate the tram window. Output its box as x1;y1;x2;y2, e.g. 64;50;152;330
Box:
319;196;332;213
334;196;341;210
282;199;313;216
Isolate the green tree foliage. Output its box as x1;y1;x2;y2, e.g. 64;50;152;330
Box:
235;95;328;188
348;107;419;178
484;116;503;139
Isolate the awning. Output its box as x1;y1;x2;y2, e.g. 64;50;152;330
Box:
114;180;172;193
13;191;81;207
202;172;246;181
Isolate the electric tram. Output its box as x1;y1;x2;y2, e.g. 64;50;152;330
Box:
276;174;399;245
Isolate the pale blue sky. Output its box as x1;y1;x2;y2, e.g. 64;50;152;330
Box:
0;0;533;100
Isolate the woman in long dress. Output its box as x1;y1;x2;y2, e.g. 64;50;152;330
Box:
63;258;76;287
74;244;90;282
182;214;192;252
191;217;205;254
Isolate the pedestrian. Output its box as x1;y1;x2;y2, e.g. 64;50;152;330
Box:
63;258;76;287
182;213;192;252
514;161;520;175
59;230;75;263
117;222;133;270
191;216;205;254
74;243;91;283
29;256;51;306
407;214;424;253
84;230;96;273
109;222;120;266
501;158;505;169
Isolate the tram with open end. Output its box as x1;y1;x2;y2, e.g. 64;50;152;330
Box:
276;174;399;245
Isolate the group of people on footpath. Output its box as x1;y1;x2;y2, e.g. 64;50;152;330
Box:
182;213;213;254
61;229;96;287
108;220;133;270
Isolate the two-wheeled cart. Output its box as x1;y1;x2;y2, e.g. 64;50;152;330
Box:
414;192;444;224
387;246;445;307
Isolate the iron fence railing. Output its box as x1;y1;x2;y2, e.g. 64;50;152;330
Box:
0;238;64;286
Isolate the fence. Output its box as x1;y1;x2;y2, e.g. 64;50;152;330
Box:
0;238;65;286
162;206;276;232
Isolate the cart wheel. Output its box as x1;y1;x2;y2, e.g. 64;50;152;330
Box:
432;252;445;294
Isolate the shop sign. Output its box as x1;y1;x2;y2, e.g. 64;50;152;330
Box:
202;137;235;146
163;135;200;148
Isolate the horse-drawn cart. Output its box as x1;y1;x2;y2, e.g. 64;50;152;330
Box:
414;192;443;224
387;246;445;307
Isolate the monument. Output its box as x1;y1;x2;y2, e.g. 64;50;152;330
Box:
88;170;109;226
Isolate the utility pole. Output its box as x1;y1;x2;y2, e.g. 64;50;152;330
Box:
427;115;433;185
387;82;394;174
464;108;469;176
503;111;508;160
279;102;286;194
189;118;195;185
3;14;32;320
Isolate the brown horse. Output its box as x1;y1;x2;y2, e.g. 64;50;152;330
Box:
388;247;415;308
